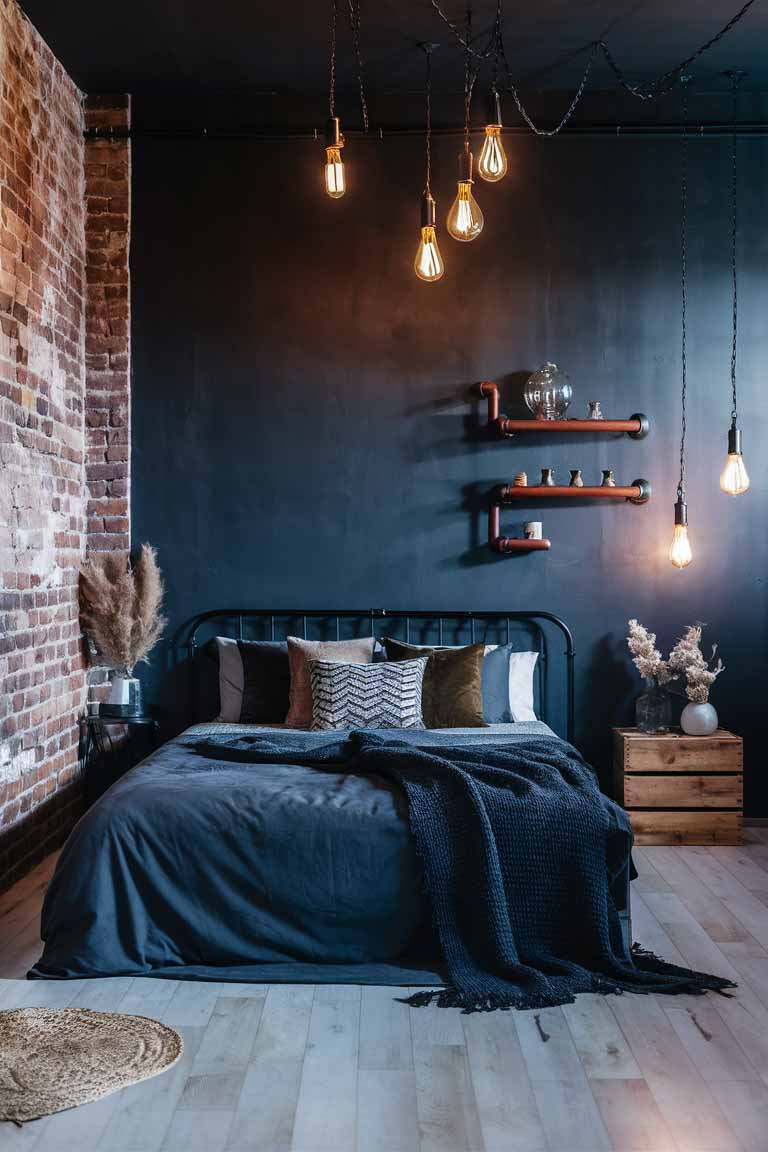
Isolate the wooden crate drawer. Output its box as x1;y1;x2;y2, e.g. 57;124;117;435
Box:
615;730;742;774
627;810;742;846
624;773;742;809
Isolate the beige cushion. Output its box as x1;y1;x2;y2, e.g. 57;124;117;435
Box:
285;636;375;727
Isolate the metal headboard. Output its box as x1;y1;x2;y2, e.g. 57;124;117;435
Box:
188;609;575;742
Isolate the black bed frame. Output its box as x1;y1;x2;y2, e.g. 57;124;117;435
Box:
189;607;575;742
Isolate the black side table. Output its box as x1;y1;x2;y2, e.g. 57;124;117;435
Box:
80;715;160;807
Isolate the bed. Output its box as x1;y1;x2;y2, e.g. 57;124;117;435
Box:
30;608;633;986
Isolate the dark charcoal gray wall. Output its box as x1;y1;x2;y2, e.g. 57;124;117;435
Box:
131;130;768;813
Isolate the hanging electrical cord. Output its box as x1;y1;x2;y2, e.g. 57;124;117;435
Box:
600;1;756;101
719;69;750;495
730;73;740;425
328;0;337;119
414;44;445;281
346;0;369;132
671;78;693;569
323;0;368;196
447;6;484;239
324;0;346;197
429;0;756;136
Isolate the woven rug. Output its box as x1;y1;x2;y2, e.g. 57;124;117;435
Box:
0;1007;183;1124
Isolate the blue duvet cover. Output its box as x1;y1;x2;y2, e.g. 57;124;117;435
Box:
30;723;631;983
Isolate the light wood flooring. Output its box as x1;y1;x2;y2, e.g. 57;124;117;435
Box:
2;833;768;1151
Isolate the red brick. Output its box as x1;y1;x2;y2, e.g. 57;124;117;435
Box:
0;14;131;892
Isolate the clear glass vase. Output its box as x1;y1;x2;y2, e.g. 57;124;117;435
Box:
635;677;672;734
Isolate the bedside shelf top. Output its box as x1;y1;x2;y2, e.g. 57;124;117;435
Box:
614;727;740;742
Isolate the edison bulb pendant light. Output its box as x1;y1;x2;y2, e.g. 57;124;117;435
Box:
324;117;345;198
670;496;693;569
447;146;484;242
720;423;750;494
414;193;444;282
478;90;508;182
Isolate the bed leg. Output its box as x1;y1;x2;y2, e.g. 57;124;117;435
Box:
619;864;632;958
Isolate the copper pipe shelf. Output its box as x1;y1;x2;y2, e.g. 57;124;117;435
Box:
493;537;552;554
488;505;552;554
477;382;649;439
499;481;651;505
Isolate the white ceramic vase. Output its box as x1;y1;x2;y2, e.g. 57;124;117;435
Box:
680;701;718;736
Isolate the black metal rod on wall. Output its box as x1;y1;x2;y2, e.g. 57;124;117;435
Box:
84;122;768;142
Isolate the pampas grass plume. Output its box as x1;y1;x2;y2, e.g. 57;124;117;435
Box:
79;544;168;672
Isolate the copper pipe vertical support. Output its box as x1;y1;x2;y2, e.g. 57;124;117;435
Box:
477;380;500;424
488;499;552;553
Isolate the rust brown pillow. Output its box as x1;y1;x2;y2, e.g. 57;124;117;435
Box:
382;639;487;729
285;636;375;727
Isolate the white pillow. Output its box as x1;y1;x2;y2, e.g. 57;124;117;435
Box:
506;650;538;722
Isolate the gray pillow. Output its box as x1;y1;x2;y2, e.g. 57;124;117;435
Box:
310;658;427;730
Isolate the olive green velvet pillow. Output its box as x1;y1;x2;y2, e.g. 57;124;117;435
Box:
382;639;487;729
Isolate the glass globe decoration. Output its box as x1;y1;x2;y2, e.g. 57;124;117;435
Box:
524;362;572;420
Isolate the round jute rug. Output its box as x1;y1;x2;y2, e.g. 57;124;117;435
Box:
0;1007;183;1124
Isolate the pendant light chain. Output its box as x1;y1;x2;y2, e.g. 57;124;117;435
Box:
678;83;689;501
601;0;755;101
463;6;474;149
424;44;433;195
429;0;754;133
491;0;501;91
347;0;369;132
730;73;741;422
328;0;337;118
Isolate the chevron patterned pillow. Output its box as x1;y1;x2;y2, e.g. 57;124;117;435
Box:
309;658;428;730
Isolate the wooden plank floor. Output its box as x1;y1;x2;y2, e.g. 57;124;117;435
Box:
2;831;768;1151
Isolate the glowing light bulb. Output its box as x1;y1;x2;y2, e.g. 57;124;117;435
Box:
414;226;444;282
670;497;692;569
478;92;508;183
325;147;345;198
414;194;444;282
478;125;508;182
719;424;750;495
447;182;484;242
446;147;483;242
324;117;345;198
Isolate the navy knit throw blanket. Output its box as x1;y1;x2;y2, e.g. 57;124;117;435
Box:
194;731;735;1011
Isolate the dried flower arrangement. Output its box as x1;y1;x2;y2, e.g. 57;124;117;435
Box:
627;619;724;703
626;619;672;685
669;624;725;704
79;545;167;674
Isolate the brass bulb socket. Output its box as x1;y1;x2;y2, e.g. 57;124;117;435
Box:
485;89;503;128
325;116;343;149
457;146;474;183
421;192;437;228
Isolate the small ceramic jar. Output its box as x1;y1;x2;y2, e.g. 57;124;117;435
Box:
540;468;556;487
569;469;584;487
601;469;616;487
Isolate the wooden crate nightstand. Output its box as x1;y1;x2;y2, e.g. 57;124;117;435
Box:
613;728;743;845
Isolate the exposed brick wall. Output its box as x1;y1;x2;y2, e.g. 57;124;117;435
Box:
84;96;131;556
0;0;132;891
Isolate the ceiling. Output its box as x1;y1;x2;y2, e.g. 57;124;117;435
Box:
20;0;768;127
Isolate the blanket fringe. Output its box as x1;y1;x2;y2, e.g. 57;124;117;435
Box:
397;945;736;1014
